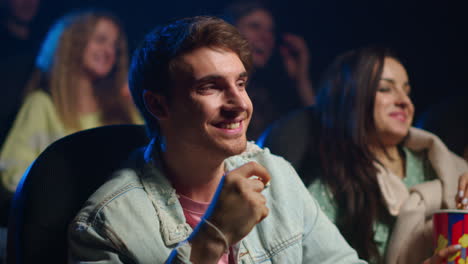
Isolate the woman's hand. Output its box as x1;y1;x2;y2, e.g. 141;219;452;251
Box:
456;172;468;209
423;244;462;264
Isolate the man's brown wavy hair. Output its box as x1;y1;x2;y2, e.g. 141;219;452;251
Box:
129;16;252;139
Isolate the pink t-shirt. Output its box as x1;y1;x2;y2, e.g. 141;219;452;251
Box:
178;194;234;264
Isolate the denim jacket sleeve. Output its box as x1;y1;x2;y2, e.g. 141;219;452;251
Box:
68;218;133;263
69;220;194;264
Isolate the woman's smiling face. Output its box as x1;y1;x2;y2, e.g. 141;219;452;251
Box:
373;57;414;146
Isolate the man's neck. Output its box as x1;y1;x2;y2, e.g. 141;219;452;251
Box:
162;146;226;203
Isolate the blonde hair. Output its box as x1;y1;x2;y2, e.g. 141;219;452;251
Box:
26;10;134;131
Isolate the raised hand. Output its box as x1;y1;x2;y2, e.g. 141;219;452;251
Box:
280;33;310;82
209;162;270;243
189;162;270;263
279;33;315;105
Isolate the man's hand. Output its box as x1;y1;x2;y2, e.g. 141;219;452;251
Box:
209;162;271;244
190;162;270;263
455;172;468;209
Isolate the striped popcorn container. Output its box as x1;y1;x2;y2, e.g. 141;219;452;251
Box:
433;209;468;264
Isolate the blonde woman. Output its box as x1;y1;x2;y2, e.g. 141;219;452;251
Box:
0;10;141;195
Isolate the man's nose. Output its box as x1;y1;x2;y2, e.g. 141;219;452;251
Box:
224;84;248;112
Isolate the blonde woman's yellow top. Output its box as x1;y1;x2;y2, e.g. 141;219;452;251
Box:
0;90;142;194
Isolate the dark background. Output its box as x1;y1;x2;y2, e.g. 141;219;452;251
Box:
27;0;468;119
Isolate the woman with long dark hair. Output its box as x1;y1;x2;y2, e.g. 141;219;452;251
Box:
260;46;468;264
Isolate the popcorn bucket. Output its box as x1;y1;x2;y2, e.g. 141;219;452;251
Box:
433;209;468;264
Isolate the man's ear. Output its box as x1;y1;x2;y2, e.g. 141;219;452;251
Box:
143;90;169;120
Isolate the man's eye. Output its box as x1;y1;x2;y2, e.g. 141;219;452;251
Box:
197;84;216;93
237;80;247;89
202;83;215;89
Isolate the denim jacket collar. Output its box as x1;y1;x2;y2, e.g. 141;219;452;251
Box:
138;139;192;246
138;140;263;247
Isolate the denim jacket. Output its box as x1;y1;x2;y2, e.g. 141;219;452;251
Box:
68;142;365;264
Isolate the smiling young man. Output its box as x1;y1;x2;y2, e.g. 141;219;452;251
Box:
68;16;365;264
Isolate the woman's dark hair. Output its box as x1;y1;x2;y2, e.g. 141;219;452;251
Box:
315;46;400;263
